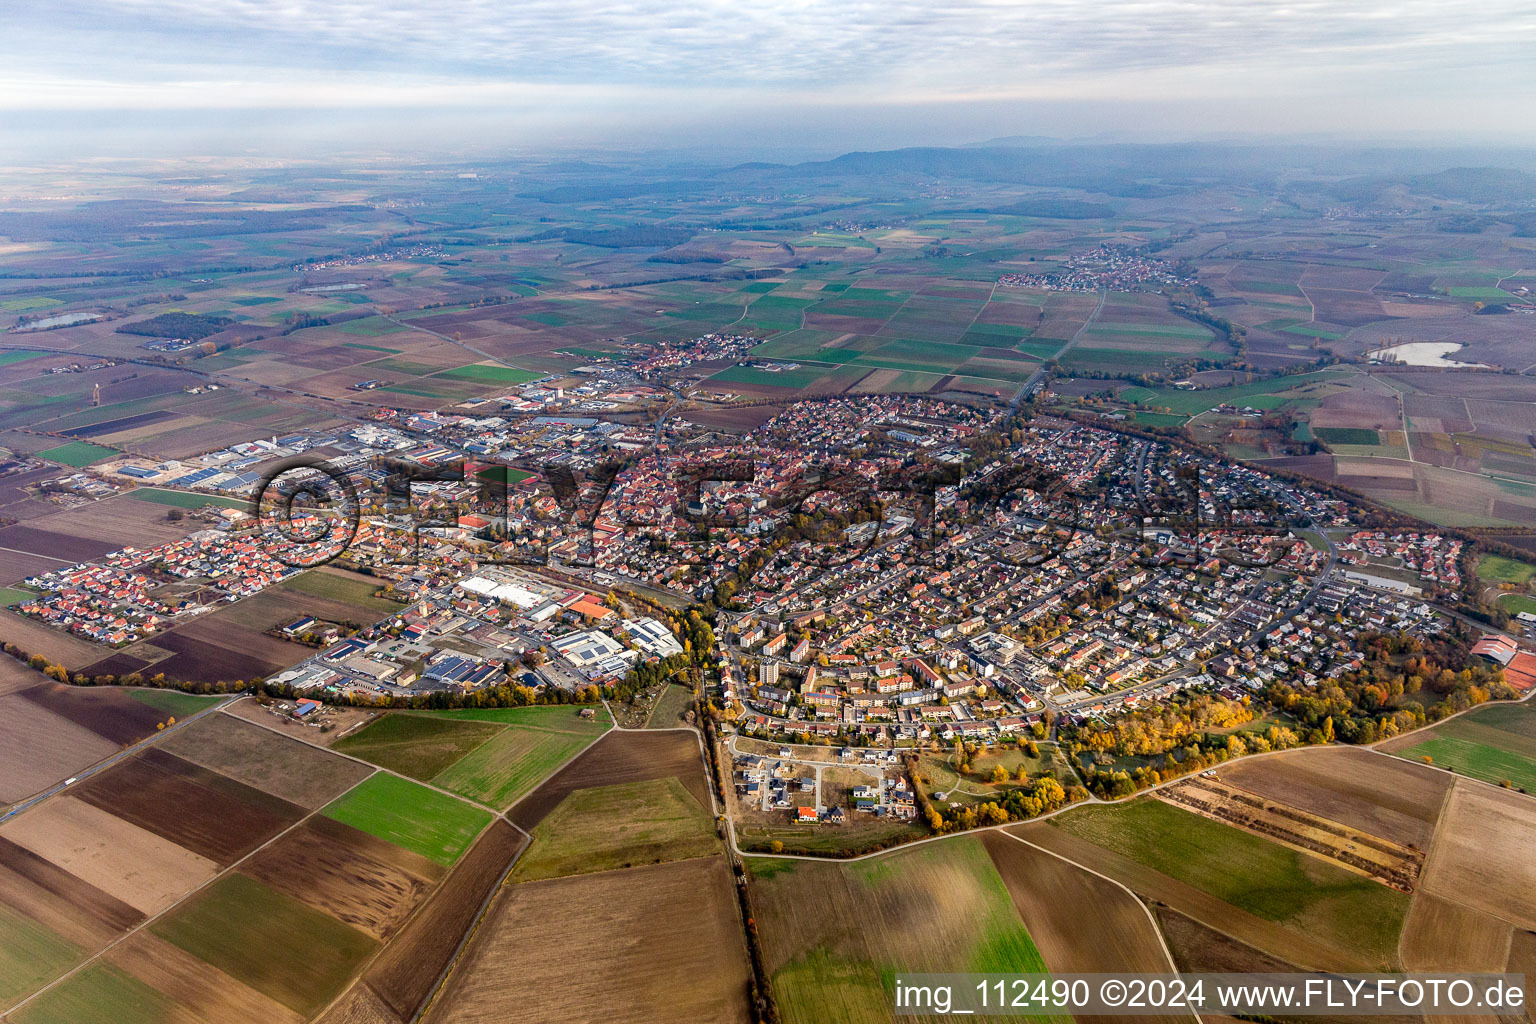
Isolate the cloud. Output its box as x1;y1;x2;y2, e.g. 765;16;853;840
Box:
8;0;1535;107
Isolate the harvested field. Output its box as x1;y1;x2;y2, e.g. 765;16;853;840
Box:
1021;802;1409;972
1419;781;1536;930
1218;747;1449;848
427;857;751;1024
0;612;108;670
1156;777;1423;890
365;820;524;1022
315;983;403;1024
106;931;304;1024
243;816;444;941
70;747;305;866
162;712;371;809
1;797;217;915
16;681;183;745
1399;892;1511;971
0;836;142;947
334;713;504;781
512;777;719;881
0;693;118;803
147;619;304;682
508;729;708;830
151;872;379;1019
750;836;1048;1024
321;773;492;867
980;832;1190;1024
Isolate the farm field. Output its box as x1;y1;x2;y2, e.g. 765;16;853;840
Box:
33;442;118;467
1217;746;1450;847
511;776;720;881
242;815;445;941
1418;781;1536;931
0;690;120;804
0;902;86;1012
361;819;525;1023
69;747;305;866
333;713;504;780
507;729;709;830
321;772;492;867
335;706;608;810
749;836;1050;1024
426;856;752;1024
978;832;1191;1024
1382;701;1536;792
151;872;379;1018
1;796;218;915
1035;796;1410;970
161;711;373;809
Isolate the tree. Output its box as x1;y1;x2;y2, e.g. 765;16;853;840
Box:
769;840;784;853
990;765;1009;784
167;507;184;522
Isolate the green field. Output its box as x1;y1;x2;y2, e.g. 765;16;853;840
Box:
35;442;119;467
1314;427;1382;446
1390;703;1536;791
334;713;503;780
432;363;543;384
752;837;1050;1024
280;569;399;613
0;904;82;1011
0;350;51;366
125;488;250;510
8;963;177;1024
0;586;36;608
647;682;696;729
1051;799;1408;962
433;707;607;808
124;688;222;717
711;362;846;390
1477;554;1536;585
512;776;719;881
0;298;63;312
151;873;378;1017
1498;594;1536;615
1130;368;1351;417
322;772;492;866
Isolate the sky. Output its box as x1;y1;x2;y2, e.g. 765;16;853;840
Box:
6;0;1536;157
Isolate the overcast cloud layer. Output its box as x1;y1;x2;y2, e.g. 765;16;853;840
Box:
6;0;1536;151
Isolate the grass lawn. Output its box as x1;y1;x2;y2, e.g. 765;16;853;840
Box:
1499;594;1536;616
0;904;82;1011
280;569;398;614
1050;798;1408;959
432;363;543;384
512;776;719;881
124;688;222;718
151;873;377;1017
125;488;249;510
333;713;503;780
35;442;119;467
8;964;174;1024
322;772;492;866
1477;554;1536;585
0;586;37;608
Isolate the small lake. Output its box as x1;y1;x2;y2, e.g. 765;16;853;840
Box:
13;312;100;331
1366;341;1488;368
